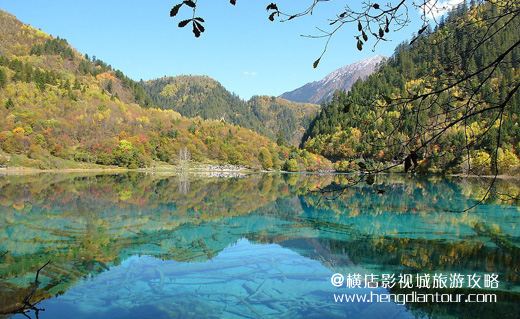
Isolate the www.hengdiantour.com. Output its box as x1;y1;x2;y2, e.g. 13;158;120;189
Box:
333;291;497;305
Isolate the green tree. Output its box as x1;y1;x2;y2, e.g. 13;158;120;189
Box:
73;78;81;90
276;130;286;146
283;159;299;172
259;147;274;170
0;68;7;88
4;98;14;109
106;79;113;93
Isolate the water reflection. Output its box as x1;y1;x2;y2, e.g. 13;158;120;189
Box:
0;172;519;318
37;239;414;319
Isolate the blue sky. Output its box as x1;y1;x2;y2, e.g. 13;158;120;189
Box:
0;0;445;99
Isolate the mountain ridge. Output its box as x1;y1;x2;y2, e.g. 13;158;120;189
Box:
280;55;387;104
142;75;320;145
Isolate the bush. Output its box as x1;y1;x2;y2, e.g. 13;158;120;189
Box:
471;151;491;175
128;163;139;169
498;148;520;174
284;159;299;172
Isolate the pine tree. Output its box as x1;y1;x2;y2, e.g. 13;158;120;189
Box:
106;79;113;93
73;78;81;90
276;130;286;146
0;69;7;88
5;98;14;109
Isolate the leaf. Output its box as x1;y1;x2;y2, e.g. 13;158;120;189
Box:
192;22;202;37
358;162;367;170
404;156;412;173
373;3;380;9
183;0;196;8
343;102;352;113
418;25;428;35
313;58;321;69
194;21;205;33
382;95;392;104
193;17;205;22
269;12;277;21
358;21;362;31
385;25;389;33
362;31;368;42
230;0;237;5
288;15;297;21
366;174;375;185
178;19;191;28
357;40;363;51
266;3;278;11
379;27;384;37
170;4;183;17
339;12;346;18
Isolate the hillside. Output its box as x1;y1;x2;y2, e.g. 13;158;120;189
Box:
143;75;266;134
142;76;320;145
0;10;331;171
247;95;319;145
303;1;520;174
280;55;387;104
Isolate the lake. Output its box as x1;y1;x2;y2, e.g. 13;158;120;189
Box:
0;172;519;318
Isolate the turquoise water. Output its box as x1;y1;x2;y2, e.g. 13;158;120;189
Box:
0;172;519;318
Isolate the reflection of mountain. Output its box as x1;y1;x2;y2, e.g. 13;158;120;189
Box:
1;173;520;318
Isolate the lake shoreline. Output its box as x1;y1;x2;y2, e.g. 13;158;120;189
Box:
1;167;519;179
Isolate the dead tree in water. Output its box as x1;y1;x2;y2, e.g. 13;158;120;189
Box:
0;260;50;319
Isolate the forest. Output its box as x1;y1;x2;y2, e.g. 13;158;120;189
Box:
142;76;320;145
0;10;330;171
303;0;520;175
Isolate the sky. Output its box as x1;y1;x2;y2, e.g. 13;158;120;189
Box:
0;0;462;100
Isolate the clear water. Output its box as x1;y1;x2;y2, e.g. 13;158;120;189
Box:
0;172;519;318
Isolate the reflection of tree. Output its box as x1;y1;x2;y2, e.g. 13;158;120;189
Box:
0;173;330;288
1;172;519;315
178;171;190;195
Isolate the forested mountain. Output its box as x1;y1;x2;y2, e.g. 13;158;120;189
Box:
0;10;331;171
246;95;319;145
303;1;520;175
143;75;266;134
142;76;320;145
280;55;387;104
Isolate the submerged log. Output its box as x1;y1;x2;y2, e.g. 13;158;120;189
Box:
0;261;51;317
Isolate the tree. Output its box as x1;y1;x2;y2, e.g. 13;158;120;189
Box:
259;147;274;170
106;79;113;93
276;129;286;146
4;98;14;109
179;146;191;171
0;69;7;89
284;158;299;172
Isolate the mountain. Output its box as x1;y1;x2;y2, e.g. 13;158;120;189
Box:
248;95;319;145
142;76;320;145
0;10;331;171
280;55;387;104
142;75;267;135
302;1;520;174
